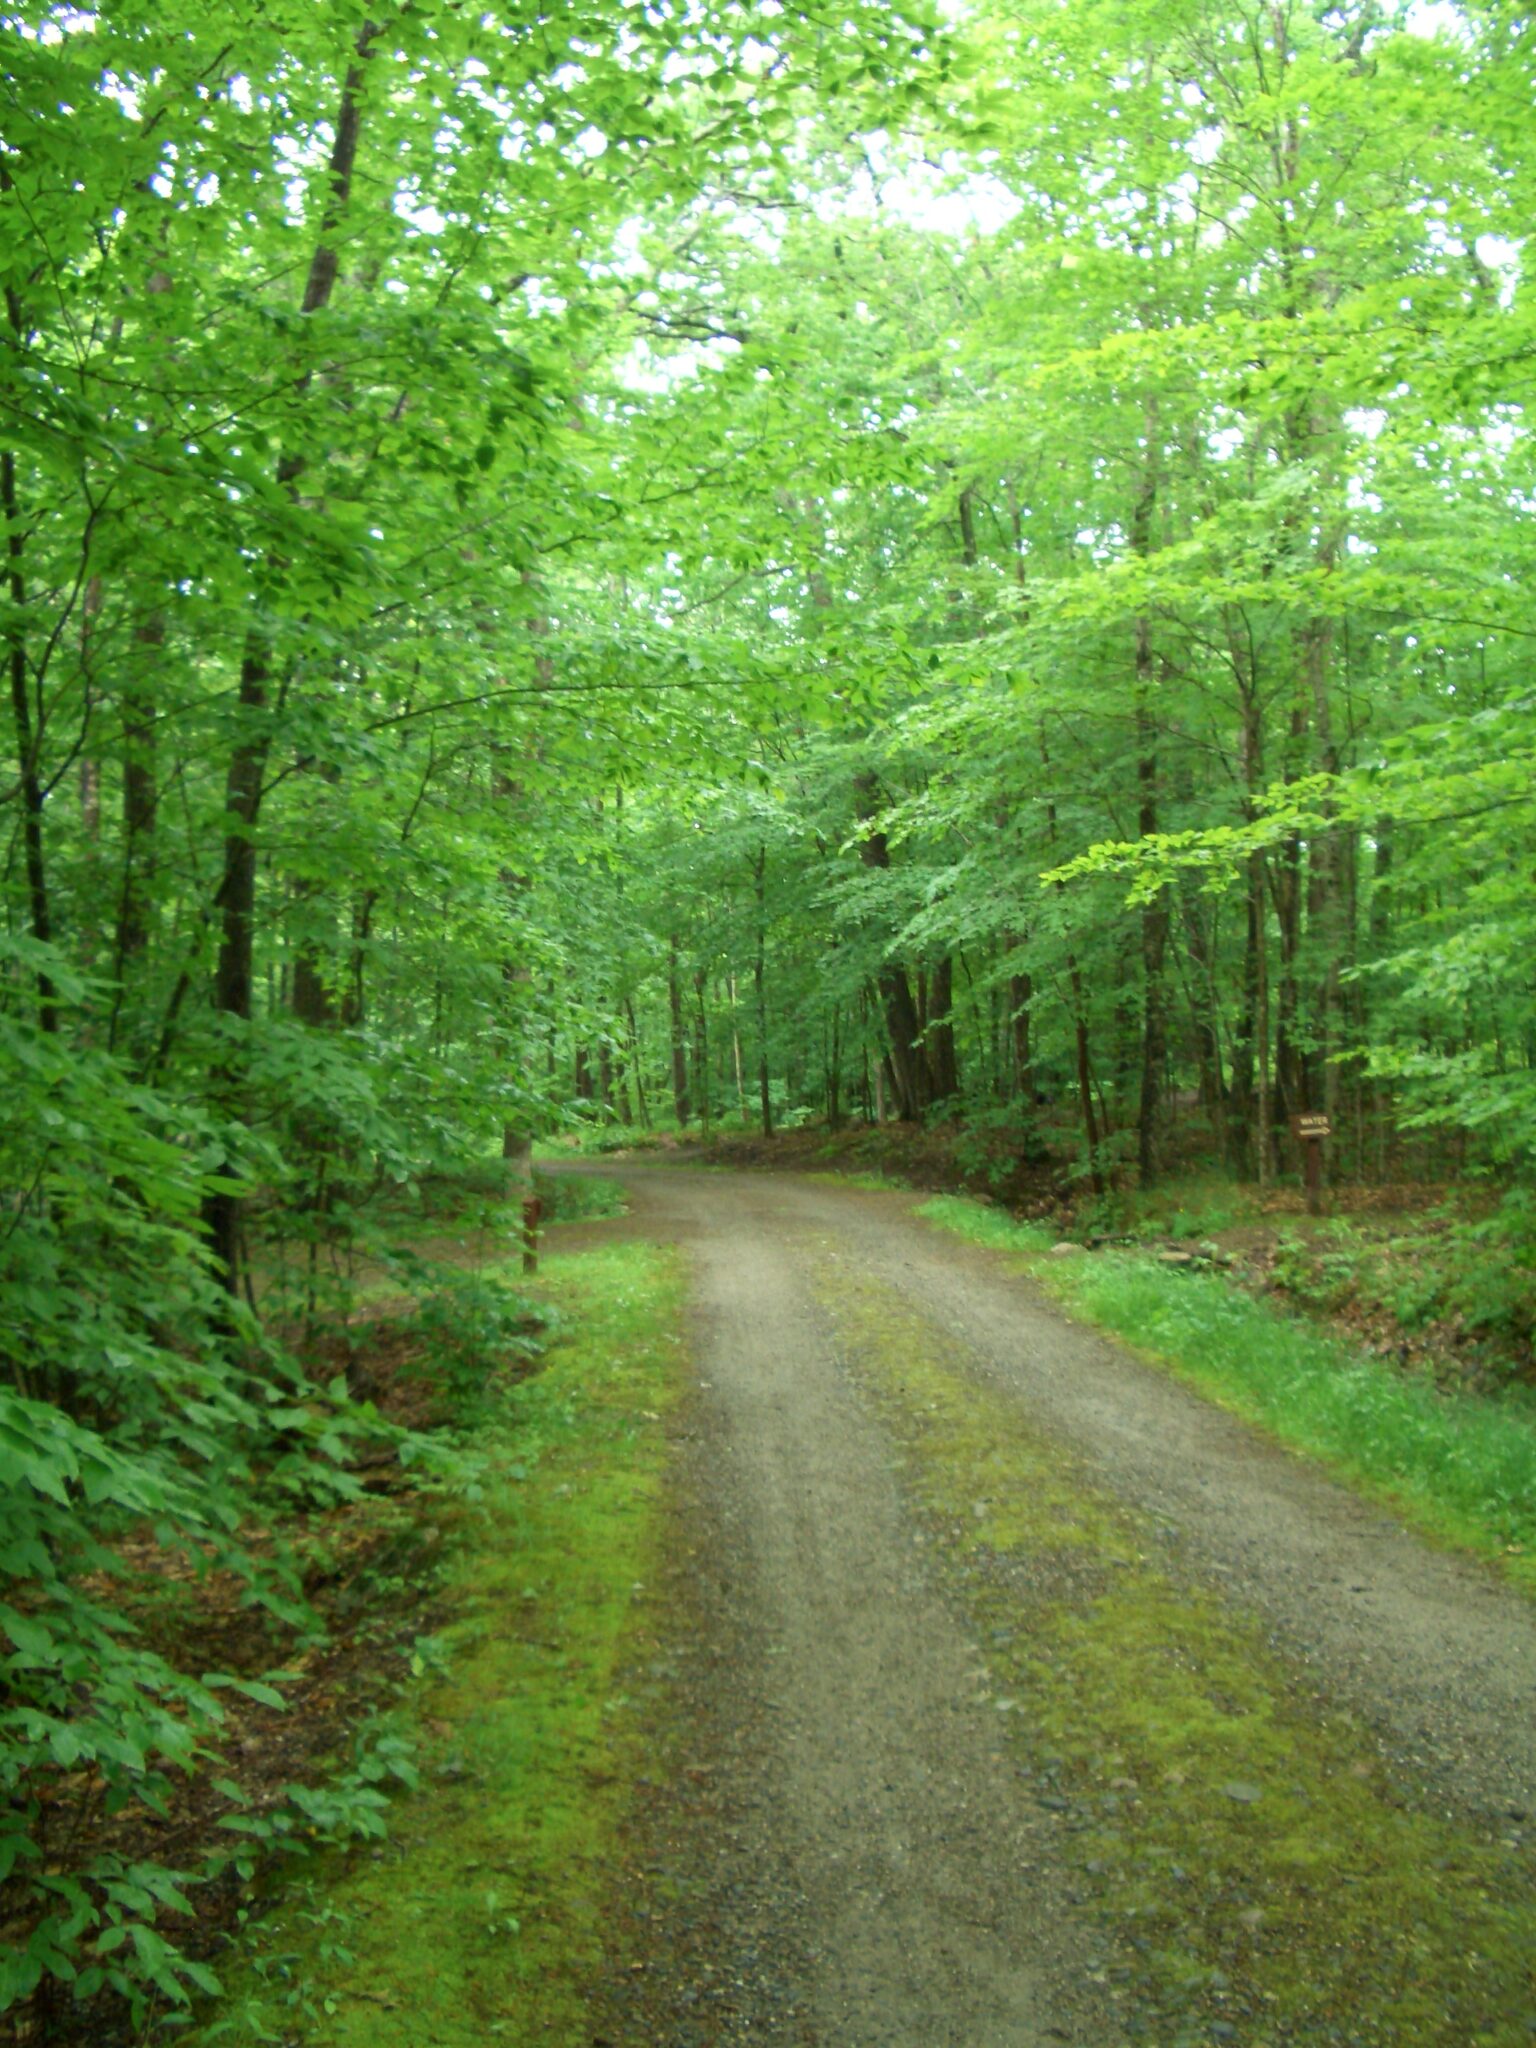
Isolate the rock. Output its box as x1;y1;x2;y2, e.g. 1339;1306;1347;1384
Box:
1219;1781;1264;1804
1050;1241;1086;1257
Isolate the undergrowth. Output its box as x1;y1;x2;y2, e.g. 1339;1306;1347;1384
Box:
187;1238;687;2047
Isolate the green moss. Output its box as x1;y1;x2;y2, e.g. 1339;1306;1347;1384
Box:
918;1194;1536;1587
813;1258;1536;2047
191;1241;688;2047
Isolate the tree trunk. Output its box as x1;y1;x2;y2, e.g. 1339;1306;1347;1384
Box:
927;954;959;1102
694;968;711;1137
1255;850;1273;1189
625;999;652;1130
1130;433;1168;1185
826;1007;843;1130
1135;719;1169;1186
112;613;162;992
1177;880;1226;1149
202;32;377;1293
1071;958;1103;1195
754;844;773;1137
729;974;747;1122
2;440;58;1034
852;770;928;1121
669;935;691;1127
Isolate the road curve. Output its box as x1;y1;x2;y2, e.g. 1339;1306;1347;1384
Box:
575;1165;1536;2046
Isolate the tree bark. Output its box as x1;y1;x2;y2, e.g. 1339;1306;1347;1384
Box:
927;954;959;1103
2;442;57;1034
853;770;928;1121
112;613;162;989
625;999;652;1130
694;968;711;1137
754;844;773;1137
202;30;377;1292
669;935;691;1127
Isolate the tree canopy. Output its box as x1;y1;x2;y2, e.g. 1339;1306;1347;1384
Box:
3;0;1534;2021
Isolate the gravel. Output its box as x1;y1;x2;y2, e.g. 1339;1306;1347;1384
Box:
574;1167;1536;2044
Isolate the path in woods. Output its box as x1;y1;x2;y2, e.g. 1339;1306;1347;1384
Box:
574;1167;1536;2047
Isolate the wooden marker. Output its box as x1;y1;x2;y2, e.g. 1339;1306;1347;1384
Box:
1291;1113;1331;1215
521;1194;545;1273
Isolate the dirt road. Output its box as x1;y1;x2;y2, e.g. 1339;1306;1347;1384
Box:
580;1167;1536;2047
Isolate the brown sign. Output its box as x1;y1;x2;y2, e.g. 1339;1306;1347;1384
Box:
1292;1113;1332;1140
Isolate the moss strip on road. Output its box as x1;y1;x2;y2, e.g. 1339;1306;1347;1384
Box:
814;1255;1536;2048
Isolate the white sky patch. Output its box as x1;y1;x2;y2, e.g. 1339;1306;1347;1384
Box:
1347;475;1383;516
396;196;448;236
1405;0;1473;40
1187;125;1222;167
102;70;140;118
1476;234;1523;309
573;124;609;159
1484;413;1523;456
33;6;93;45
614;335;739;391
661;47;720;82
832;134;1023;238
1345;406;1388;441
600;216;653;279
524;278;569;318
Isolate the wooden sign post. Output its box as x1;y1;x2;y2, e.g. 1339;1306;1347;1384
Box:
1291;1112;1331;1215
521;1194;545;1274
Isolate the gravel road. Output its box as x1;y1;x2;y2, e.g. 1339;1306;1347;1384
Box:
578;1166;1536;2046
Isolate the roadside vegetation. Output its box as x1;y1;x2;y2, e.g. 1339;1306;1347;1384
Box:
193;1235;688;2048
919;1195;1536;1586
0;1176;643;2046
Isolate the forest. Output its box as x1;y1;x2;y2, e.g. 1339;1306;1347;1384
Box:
3;0;1534;2031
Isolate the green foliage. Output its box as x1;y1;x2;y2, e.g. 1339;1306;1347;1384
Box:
414;1274;546;1405
530;1169;626;1224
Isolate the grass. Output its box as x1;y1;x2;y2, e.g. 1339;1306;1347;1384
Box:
812;1256;1536;2048
189;1238;688;2047
531;1166;626;1223
917;1195;1536;1585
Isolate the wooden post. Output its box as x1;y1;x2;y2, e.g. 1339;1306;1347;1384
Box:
521;1194;544;1274
1292;1113;1331;1216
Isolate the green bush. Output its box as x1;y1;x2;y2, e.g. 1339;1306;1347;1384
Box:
0;949;422;2027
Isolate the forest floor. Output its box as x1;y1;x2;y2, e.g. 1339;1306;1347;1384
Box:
574;1164;1536;2048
